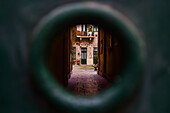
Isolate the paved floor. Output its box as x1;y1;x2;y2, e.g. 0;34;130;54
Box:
67;65;110;96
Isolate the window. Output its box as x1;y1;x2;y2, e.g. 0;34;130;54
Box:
83;24;86;31
94;25;98;32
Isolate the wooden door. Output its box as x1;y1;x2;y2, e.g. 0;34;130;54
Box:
81;48;87;64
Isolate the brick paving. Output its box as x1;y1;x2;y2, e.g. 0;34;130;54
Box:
67;65;110;96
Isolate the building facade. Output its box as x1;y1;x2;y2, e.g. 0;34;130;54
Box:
72;24;98;65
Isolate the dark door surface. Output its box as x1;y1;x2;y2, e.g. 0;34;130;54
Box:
93;47;98;64
81;48;87;64
1;1;170;113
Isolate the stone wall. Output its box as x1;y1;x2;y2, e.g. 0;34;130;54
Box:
72;25;98;65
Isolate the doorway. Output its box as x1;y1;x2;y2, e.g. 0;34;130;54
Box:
81;48;87;64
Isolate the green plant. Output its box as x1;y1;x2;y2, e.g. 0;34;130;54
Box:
94;55;98;64
87;25;93;32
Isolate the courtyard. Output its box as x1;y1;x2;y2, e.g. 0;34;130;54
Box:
67;65;110;96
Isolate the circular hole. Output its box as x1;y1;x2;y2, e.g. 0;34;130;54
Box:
30;2;144;113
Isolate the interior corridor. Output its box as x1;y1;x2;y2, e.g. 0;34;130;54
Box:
48;25;122;96
67;65;110;96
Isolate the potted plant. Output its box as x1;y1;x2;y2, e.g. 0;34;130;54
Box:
87;25;93;36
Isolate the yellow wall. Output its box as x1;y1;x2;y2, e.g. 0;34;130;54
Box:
72;25;98;65
98;28;105;75
98;28;122;82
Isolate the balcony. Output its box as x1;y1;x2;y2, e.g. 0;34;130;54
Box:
76;31;95;38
